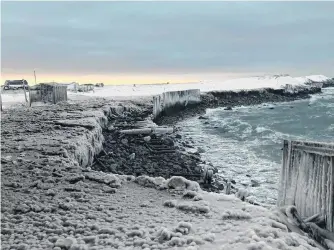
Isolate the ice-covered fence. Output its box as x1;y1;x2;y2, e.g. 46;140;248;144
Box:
153;89;201;119
78;84;95;92
30;84;68;104
277;140;334;232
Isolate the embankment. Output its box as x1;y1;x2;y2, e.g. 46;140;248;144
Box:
1;94;329;250
155;86;321;125
153;89;200;120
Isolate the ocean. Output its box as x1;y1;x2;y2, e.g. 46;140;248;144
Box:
178;87;334;204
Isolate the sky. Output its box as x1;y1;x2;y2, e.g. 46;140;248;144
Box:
1;1;334;85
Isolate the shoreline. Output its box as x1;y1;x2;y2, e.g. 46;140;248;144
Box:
0;86;328;250
152;86;323;196
154;87;321;125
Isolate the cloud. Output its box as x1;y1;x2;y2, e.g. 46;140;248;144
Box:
1;1;334;77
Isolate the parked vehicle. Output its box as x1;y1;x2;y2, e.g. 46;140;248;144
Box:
95;83;104;87
3;80;29;90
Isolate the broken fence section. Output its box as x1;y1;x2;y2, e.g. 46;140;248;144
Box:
277;140;334;232
29;83;68;105
153;89;201;120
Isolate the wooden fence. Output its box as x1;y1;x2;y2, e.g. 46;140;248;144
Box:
30;84;68;105
277;140;334;232
153;89;201;120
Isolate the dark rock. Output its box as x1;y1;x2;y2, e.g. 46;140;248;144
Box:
251;180;260;187
217;183;224;190
246;174;251;177
13;204;30;214
67;175;85;184
175;134;182;139
231;180;236;184
197;147;205;153
269;107;275;110
224;106;232;111
198;116;208;120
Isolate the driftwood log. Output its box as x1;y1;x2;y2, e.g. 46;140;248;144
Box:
120;127;174;135
277;206;334;250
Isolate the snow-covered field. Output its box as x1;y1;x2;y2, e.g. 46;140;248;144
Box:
0;75;329;108
68;74;329;99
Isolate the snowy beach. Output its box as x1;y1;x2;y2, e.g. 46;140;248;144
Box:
0;97;322;250
1;75;333;249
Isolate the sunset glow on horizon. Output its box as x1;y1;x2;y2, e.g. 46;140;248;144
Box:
1;72;259;86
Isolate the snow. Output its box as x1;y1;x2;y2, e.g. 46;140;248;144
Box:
0;74;329;109
64;74;329;99
1;77;329;249
295;75;330;83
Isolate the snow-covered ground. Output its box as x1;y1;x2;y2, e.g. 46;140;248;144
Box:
67;74;330;99
1;99;322;250
1;74;331;249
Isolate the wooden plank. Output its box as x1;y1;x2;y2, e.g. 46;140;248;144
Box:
292;145;334;156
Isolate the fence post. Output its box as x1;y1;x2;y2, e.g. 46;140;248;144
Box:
0;91;2;111
52;85;56;104
23;85;28;103
28;86;32;107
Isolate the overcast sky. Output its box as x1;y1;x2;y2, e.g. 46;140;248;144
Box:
1;1;334;83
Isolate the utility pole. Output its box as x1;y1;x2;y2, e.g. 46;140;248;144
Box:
34;70;37;85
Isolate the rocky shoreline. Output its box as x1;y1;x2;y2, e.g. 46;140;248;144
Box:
0;87;328;249
151;86;323;195
155;86;321;125
91;86;324;195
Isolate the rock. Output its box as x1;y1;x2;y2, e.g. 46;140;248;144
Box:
67;175;85;184
17;244;29;250
55;237;77;250
269;107;275;110
13;204;30;214
236;188;249;201
197;147;205;153
143;136;151;142
216;183;225;191
165;176;200;191
175;134;182;139
163;138;174;146
198;116;208;120
103;187;116;193
121;139;128;145
251;180;260;187
224;106;232;110
129;153;135;160
246;174;251;177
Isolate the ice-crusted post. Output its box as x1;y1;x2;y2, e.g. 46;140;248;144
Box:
277;140;334;232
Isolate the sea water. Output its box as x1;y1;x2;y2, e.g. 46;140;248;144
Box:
178;88;334;204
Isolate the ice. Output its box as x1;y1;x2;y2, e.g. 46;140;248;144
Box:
1;86;328;250
63;74;328;99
